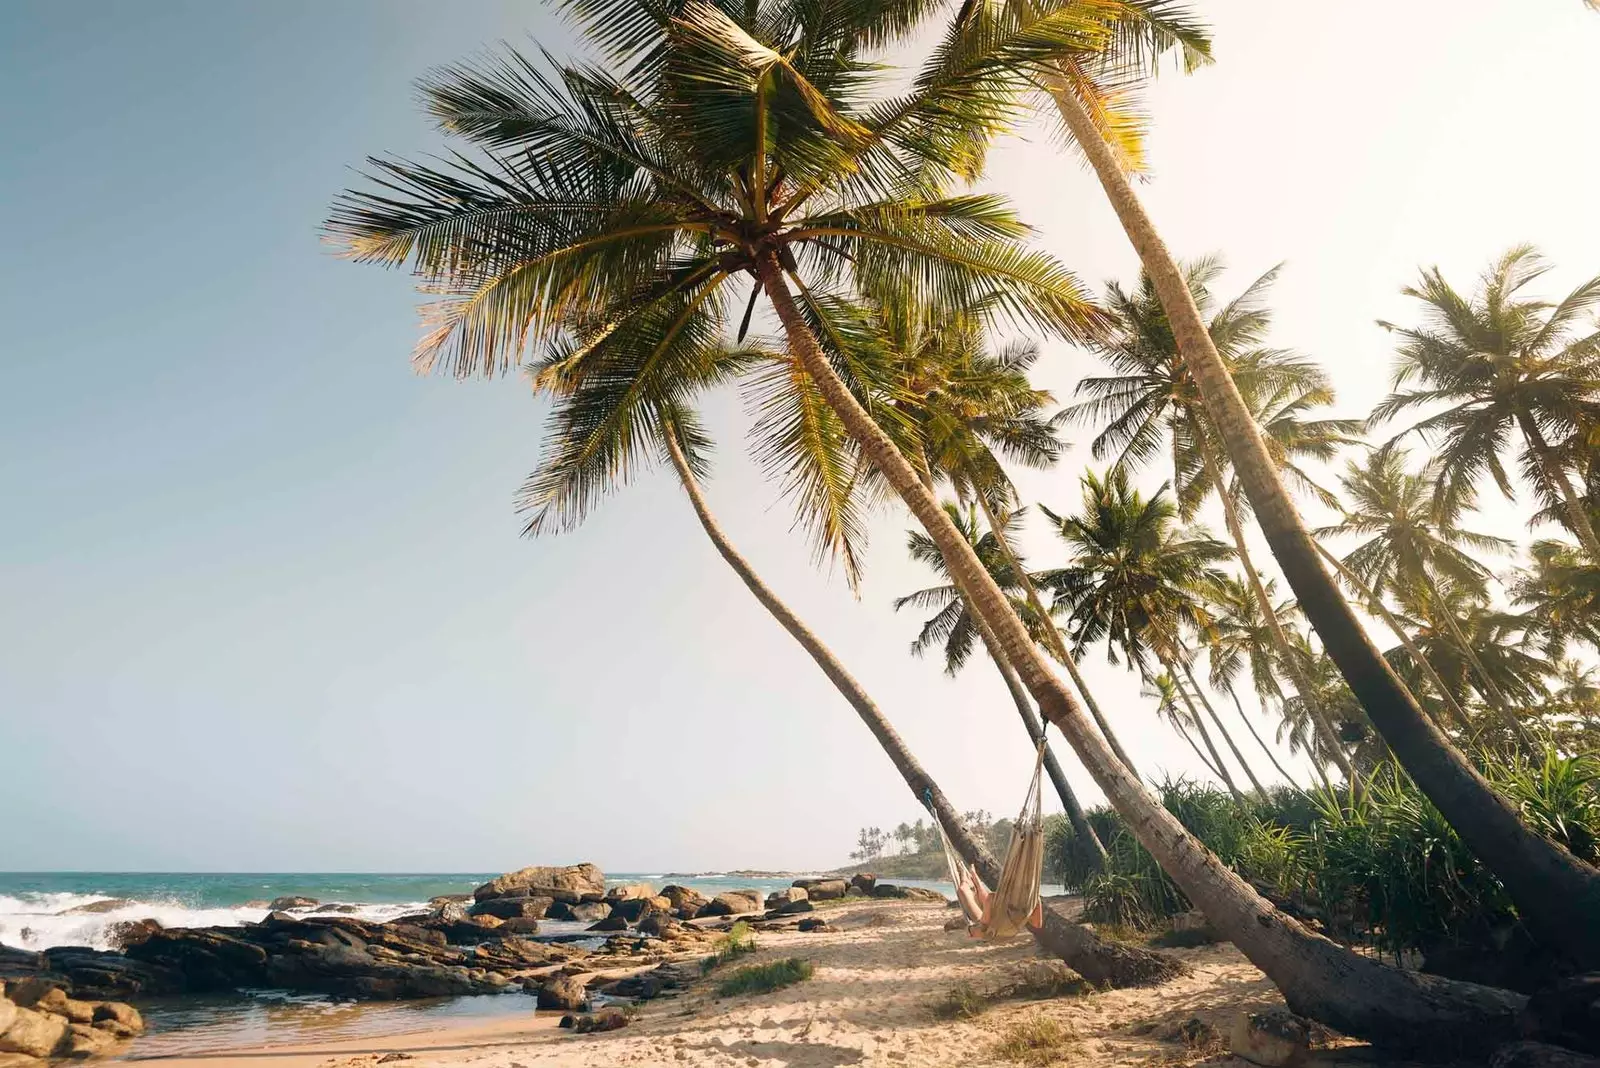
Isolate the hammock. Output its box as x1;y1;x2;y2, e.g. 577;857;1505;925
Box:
930;740;1047;940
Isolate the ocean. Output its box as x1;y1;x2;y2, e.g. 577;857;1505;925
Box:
0;870;967;952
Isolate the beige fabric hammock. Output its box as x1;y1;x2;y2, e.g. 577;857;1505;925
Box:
932;741;1047;940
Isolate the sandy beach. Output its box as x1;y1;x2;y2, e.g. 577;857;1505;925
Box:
122;901;1293;1068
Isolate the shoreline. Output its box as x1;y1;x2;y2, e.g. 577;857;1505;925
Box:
114;900;1310;1068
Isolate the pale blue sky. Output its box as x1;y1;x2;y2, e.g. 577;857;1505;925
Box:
3;2;1597;873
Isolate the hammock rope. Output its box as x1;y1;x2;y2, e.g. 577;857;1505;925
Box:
927;736;1048;940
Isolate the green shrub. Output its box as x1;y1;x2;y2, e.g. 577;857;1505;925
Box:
716;957;814;996
699;921;755;974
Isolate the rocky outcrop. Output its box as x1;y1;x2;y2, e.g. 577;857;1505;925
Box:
609;897;670;924
0;982;143;1066
469;896;552;921
546;901;610;923
793;879;847;901
58;900;133;917
268;896;319;912
765;887;808;909
605;884;655;903
660;886;709;919
121;915;515;1000
473;864;605;904
869;884;946;902
696;892;763;918
849;874;877;894
534;975;589;1012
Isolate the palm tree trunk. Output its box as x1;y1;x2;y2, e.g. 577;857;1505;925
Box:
1178;656;1266;796
1171;712;1224;779
1520;412;1600;562
1197;437;1357;784
660;419;1157;984
759;254;1530;1050
971;488;1141;776
909;454;1108;863
1315;543;1470;730
1227;687;1303;791
987;646;1108;865
1047;81;1600;973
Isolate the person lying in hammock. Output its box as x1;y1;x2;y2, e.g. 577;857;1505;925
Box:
954;865;1044;939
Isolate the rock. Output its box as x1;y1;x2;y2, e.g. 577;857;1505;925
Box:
35;988;96;1024
638;913;680;938
765;887;808;909
772;900;813;917
496;917;542;935
796;918;830;933
609;897;669;924
0;1055;35;1068
104;919;161;950
605;884;656;903
36;947;178;1000
600;962;691;1001
587;914;629;932
573;1008;628;1034
62;1021;122;1058
1227;1010;1310;1068
869;884;945;901
0;995;13;1036
2;979;61;1009
660;886;709;919
536;976;590;1012
428;894;473;908
794;879;848;901
268;896;319;912
1491;1042;1600;1068
470;896;552;921
312;903;359;915
1524;974;1600;1055
696;892;763;918
90;1002;143;1038
849;874;877;894
548;901;611;923
0;1006;69;1058
558;1013;577;1029
424;917;506;945
59;899;133;916
473;864;606;903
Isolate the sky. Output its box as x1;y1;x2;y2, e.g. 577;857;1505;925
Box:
2;1;1597;874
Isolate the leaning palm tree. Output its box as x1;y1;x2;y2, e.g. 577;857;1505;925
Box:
933;0;1600;962
329;6;1533;1041
1203;575;1309;790
881;305;1138;773
895;502;1107;863
1373;246;1600;560
1066;260;1362;781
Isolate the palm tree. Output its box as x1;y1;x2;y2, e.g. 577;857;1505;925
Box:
1141;671;1222;779
882;307;1138;773
1373;246;1600;560
895;502;1107;863
938;0;1600;968
329;5;1537;1038
1511;539;1600;661
1315;448;1528;741
1039;469;1259;799
1066;260;1362;782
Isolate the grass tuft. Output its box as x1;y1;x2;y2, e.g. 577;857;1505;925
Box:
992;1015;1077;1066
716;957;814;996
699;921;755;974
928;981;991;1020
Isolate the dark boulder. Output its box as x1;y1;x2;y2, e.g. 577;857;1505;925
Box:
695;892;763;918
587;914;629;933
470;896;552;921
797;918;831;933
869;884;945;901
772;899;813;917
547;901;611;923
58;899;134;916
660;886;709;919
849;874;877;894
794;879;847;901
267;897;319;912
536;975;589;1012
1491;1042;1600;1068
609;897;669;924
